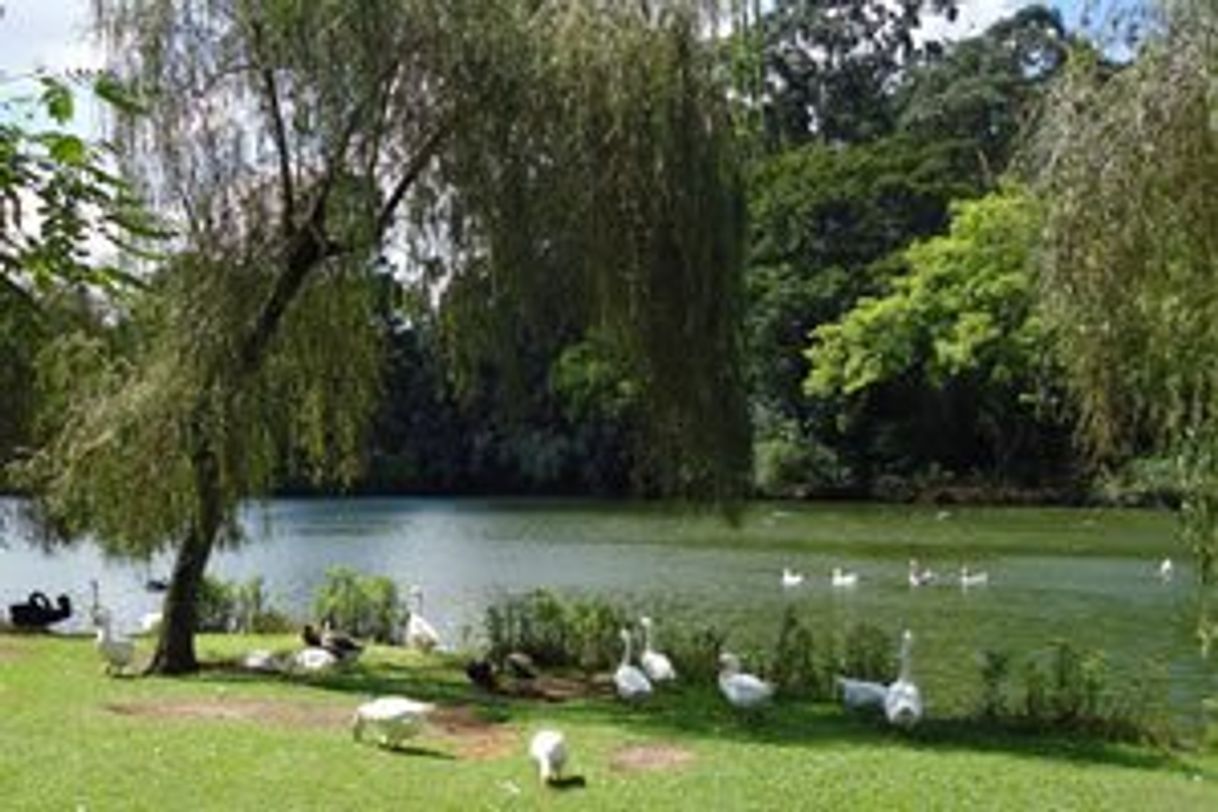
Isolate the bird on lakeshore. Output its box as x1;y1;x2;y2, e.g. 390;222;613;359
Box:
92;606;135;676
781;567;805;588
835;675;888;712
717;652;773;709
638;617;676;683
613;628;653;701
139;611;163;634
959;566;989;588
292;646;339;672
7;591;72;628
831;567;859;588
884;629;923;728
505;651;539;680
1159;558;1174;582
321;620;364;663
529;729;568;785
908;559;936;587
465;658;499;692
352;696;435;749
405;585;441;652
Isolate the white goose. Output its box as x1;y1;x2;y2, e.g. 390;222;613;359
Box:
908;558;935;587
1159;558;1174;582
352;696;435;749
781;567;805;588
835;675;888;711
717;652;773;709
884;629;923;728
959;566;989;588
831;567;859;588
613;628;653;701
639;617;676;682
405;585;441;652
92;607;136;675
528;729;568;785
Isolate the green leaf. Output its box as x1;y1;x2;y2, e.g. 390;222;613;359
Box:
39;78;74;125
47;134;87;166
93;73;148;116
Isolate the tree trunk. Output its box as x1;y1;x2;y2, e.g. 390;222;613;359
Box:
147;435;223;674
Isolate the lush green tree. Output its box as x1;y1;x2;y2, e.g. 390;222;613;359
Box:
805;187;1069;482
758;0;958;145
22;0;750;674
1032;0;1218;588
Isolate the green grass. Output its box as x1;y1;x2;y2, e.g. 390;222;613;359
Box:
1;633;1215;810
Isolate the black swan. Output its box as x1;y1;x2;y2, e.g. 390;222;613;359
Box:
8;591;72;629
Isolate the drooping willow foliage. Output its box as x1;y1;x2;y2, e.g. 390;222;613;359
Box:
22;1;749;593
1032;0;1218;584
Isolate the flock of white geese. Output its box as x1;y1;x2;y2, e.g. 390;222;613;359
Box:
783;559;990;591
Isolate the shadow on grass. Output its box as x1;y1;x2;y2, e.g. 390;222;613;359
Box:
183;654;1194;776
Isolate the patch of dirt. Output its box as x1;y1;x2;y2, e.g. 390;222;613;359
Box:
430;704;519;761
609;743;696;773
501;674;612;703
0;638;24;663
104;698;350;729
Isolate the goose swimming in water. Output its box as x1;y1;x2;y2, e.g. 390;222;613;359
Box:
781;568;805;588
959;566;989;588
831;567;859;588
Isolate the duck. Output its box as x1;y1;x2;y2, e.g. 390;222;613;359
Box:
8;591;72;628
908;559;936;587
638;617;676;683
317;620;364;663
959;566;989;588
835;675;888;711
405;586;441;652
613;628;653;701
1159;558;1174;582
352;695;435;749
717;652;774;709
884;629;923;728
505;651;539;680
92;607;135;675
781;567;805;588
831;567;859;588
529;729;568;785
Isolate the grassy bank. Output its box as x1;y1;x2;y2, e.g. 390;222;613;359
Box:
1;633;1214;810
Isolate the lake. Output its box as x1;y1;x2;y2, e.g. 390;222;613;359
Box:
2;496;1214;724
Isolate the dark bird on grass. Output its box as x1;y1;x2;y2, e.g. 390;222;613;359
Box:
465;658;500;692
8;591;72;629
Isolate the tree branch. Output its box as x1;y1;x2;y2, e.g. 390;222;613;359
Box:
375;117;455;239
249;17;295;227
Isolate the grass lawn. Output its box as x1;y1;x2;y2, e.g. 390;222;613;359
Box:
1;632;1215;811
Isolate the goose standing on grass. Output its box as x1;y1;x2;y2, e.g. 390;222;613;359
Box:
781;568;805;588
92;607;135;675
352;696;435;749
959;566;989;588
613;628;653;701
292;646;339;672
717;652;773;709
638;617;676;683
1159;558;1174;582
884;629;923;728
831;567;859;588
405;585;441;652
529;729;568;785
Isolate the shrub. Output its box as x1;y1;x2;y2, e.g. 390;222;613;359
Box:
312;567;401;642
769;607;826;698
484;589;627;671
195;575;293;633
977;649;1011;719
841;623;896;683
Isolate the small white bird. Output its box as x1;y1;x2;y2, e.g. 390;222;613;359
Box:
831;567;859;588
293;646;339;672
528;729;568;785
242;649;282;672
352;696;435;749
835;675;888;711
781;567;805;588
638;617;676;682
1159;558;1174;582
717;652;774;709
614;628;653;701
92;608;135;676
884;630;923;728
405;585;441;652
959;566;989;588
908;559;935;587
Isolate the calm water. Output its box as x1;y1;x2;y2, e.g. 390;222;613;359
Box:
2;496;1214;721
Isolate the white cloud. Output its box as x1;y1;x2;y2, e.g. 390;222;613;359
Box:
916;0;1026;43
0;0;99;76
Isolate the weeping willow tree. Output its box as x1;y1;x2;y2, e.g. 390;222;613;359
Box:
20;0;750;673
1033;1;1218;606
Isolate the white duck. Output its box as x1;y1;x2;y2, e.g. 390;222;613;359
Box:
908;558;935;587
781;567;805;588
292;646;339;672
405;585;441;652
638;616;676;682
831;567;859;588
835;675;888;711
92;607;136;676
613;628;653;701
352;696;435;749
1159;558;1174;582
884;629;923;728
959;566;989;588
717;652;774;709
528;729;568;785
